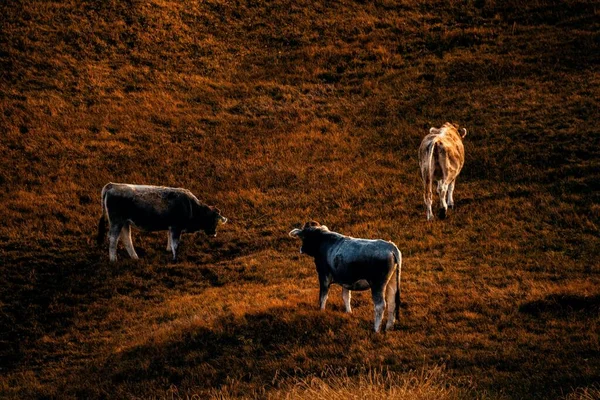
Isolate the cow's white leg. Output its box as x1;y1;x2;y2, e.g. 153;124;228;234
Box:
169;230;181;261
319;286;329;310
342;287;352;313
447;181;456;209
437;181;449;219
108;224;123;262
371;289;386;333
424;180;434;221
385;274;398;330
424;193;433;221
319;276;331;310
120;224;139;260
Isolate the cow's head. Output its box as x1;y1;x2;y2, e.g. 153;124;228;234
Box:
289;221;329;256
196;206;227;237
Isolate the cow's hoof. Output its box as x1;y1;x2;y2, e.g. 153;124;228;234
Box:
438;208;447;219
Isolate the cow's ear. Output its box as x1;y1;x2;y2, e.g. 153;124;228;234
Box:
289;228;303;238
460;128;467;138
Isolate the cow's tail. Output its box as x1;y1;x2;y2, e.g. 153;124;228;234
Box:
96;184;110;246
426;139;438;195
392;246;402;321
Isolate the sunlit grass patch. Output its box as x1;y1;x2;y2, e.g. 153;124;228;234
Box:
214;365;490;400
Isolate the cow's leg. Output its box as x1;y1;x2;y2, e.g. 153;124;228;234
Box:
424;193;433;221
423;178;434;221
342;287;352;313
108;223;123;262
437;180;449;219
318;275;331;310
319;284;330;310
120;223;139;260
169;229;182;262
166;230;172;251
447;180;456;209
385;272;398;330
371;288;386;333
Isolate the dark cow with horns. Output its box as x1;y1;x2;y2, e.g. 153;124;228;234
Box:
289;221;402;332
97;183;227;262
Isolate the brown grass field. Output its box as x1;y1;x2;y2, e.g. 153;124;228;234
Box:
1;0;599;398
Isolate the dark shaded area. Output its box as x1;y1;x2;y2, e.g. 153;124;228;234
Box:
495;0;600;27
0;241;254;374
48;304;598;400
520;294;600;317
88;308;366;396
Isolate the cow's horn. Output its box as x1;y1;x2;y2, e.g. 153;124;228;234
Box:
289;228;302;237
460;128;467;138
219;216;228;224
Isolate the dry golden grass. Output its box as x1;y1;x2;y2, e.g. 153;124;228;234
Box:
1;0;599;399
215;365;485;400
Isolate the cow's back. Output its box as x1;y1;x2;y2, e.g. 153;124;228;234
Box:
103;184;192;231
419;129;464;179
329;238;398;284
437;129;465;175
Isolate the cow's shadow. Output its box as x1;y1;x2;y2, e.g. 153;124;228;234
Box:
433;188;534;215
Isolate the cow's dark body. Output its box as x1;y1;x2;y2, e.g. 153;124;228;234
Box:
98;183;226;262
290;222;401;332
105;187;202;232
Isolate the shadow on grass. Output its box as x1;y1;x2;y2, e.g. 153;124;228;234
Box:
60;294;600;399
519;294;600;317
0;240;254;373
456;188;533;208
66;305;390;398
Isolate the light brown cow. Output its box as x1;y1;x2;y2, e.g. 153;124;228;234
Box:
419;122;467;220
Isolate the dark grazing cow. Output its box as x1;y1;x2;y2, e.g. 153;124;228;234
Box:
289;221;402;332
97;183;227;262
419;122;467;220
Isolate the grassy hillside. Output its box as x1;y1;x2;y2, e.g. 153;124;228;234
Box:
1;0;599;398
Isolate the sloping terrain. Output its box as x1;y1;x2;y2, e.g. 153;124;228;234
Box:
1;0;599;398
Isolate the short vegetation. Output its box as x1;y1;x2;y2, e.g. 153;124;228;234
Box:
1;0;599;398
